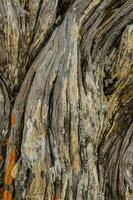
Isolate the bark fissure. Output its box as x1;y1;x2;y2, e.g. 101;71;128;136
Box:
0;0;133;200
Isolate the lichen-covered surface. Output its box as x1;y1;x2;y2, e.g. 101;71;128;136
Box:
0;0;133;200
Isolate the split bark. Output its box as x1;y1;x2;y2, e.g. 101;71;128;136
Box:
0;0;133;200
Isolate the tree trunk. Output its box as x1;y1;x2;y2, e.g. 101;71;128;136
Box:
0;0;133;199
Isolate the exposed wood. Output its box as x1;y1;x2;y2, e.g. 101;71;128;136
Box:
0;0;133;199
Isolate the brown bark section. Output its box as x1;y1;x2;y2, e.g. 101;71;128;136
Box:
0;0;133;200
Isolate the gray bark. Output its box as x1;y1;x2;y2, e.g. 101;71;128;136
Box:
0;0;133;200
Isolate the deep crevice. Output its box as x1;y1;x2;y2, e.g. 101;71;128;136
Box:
47;75;58;168
80;55;88;96
56;0;75;20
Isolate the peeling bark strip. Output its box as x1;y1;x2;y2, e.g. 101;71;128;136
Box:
0;0;133;200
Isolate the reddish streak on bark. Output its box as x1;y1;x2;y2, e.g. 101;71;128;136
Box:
52;193;60;200
4;146;16;185
0;186;4;197
3;190;12;200
10;113;16;127
0;155;3;161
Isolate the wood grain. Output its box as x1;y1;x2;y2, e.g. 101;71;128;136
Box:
0;0;133;199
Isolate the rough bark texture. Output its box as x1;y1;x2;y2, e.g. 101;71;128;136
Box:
0;0;133;200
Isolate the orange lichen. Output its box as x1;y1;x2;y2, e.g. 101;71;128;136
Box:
52;193;60;200
10;113;16;127
3;190;12;200
4;146;16;185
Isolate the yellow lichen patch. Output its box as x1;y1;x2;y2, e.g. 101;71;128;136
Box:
47;184;53;200
79;0;102;27
3;190;12;200
27;164;46;200
119;60;131;79
10;113;16;127
71;23;80;41
70;131;81;173
72;154;81;174
71;131;79;154
5;146;16;185
129;192;133;199
11;162;19;179
61;143;69;161
127;26;133;50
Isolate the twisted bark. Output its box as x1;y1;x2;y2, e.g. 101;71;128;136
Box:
0;0;133;199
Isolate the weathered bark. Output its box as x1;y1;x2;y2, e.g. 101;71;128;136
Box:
0;0;133;199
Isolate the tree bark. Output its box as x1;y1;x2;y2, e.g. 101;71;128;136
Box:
0;0;133;199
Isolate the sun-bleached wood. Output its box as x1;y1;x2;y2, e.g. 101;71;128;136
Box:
0;0;133;200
